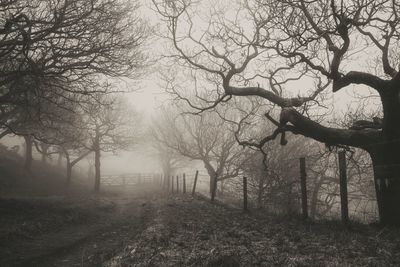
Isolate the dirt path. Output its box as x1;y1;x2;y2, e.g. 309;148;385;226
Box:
32;197;158;267
0;185;165;267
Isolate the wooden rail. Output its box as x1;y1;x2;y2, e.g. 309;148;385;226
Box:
101;173;159;186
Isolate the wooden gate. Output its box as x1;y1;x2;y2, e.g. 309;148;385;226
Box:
101;173;159;186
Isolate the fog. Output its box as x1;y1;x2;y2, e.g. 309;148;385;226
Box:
3;0;400;265
0;0;382;180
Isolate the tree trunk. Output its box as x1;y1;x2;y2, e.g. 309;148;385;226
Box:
210;175;218;201
209;175;213;195
40;143;49;163
370;150;400;225
94;131;101;193
204;161;218;201
370;84;400;225
23;135;33;171
259;153;268;209
66;162;72;187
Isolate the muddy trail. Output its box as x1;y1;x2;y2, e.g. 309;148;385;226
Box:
1;186;400;266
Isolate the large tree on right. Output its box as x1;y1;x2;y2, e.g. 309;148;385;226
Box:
154;0;400;224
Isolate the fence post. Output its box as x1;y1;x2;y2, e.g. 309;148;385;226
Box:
243;176;248;211
300;157;308;219
176;175;179;193
192;170;199;196
171;175;174;193
338;151;349;224
183;173;186;194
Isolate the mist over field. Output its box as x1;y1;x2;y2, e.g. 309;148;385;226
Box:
1;0;400;266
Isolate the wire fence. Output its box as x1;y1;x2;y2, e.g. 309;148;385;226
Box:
99;158;380;224
163;164;379;224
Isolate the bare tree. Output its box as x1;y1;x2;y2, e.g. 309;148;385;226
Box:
81;94;142;193
149;135;188;188
22;134;33;171
0;0;148;137
0;0;147;88
3;89;80;171
54;115;92;187
153;106;248;201
154;0;400;225
63;148;92;187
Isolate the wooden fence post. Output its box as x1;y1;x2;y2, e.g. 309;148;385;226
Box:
243;176;248;211
176;175;179;193
171;175;174;193
192;170;199;196
338;151;349;224
300;157;308;219
183;173;186;194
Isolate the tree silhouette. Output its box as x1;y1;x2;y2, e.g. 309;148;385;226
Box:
154;0;400;224
153;107;248;201
81;94;141;193
0;0;147;134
